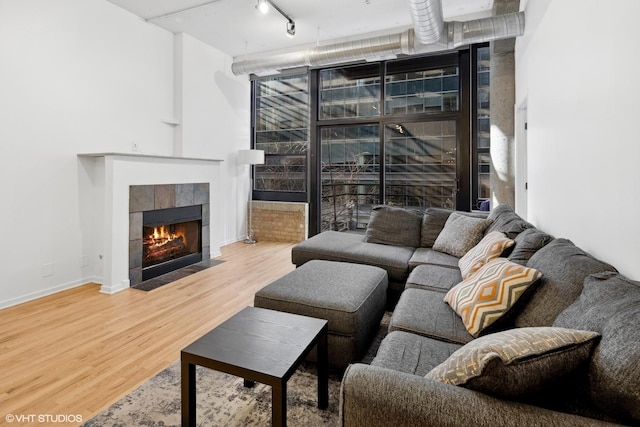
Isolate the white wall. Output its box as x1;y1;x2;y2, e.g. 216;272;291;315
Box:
515;0;640;280
0;0;250;308
174;34;251;245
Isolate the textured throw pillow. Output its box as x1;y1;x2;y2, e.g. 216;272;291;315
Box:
432;213;492;258
425;327;601;401
458;231;514;279
364;205;422;248
553;272;640;424
507;228;553;266
444;258;542;337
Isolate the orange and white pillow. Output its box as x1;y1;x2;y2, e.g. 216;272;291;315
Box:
458;231;514;279
445;258;542;337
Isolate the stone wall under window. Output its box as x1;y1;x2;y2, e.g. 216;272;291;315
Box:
249;201;308;243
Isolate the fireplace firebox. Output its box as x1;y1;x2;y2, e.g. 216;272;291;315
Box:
141;205;202;281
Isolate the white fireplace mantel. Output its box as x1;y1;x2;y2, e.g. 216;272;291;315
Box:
77;152;223;163
77;152;223;294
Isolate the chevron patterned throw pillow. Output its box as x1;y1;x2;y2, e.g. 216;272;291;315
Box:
458;231;514;279
445;258;542;337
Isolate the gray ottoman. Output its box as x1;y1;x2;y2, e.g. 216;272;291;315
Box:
254;260;387;370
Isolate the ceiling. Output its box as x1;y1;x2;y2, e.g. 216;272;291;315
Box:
106;0;494;58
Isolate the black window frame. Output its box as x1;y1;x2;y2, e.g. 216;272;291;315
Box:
249;47;486;235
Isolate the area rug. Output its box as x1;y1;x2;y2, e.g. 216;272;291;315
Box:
131;259;225;291
82;313;390;426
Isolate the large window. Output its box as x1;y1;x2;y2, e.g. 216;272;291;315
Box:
316;53;468;232
254;74;309;197
384;120;457;209
320;124;380;231
252;48;487;235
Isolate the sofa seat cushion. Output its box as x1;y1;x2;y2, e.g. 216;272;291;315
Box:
291;230;414;283
389;289;474;345
372;331;462;376
364;205;422;247
405;264;462;294
408;248;460;270
513;238;617;328
425;327;600;402
553;271;640;425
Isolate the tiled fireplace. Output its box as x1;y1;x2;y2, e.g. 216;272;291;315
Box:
77;152;221;294
129;183;210;286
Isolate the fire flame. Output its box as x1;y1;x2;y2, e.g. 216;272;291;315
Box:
148;226;182;246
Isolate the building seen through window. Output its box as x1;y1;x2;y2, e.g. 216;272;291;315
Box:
252;46;489;234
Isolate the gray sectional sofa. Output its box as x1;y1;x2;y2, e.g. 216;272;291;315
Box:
290;205;640;426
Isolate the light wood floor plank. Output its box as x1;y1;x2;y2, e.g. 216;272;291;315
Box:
0;241;295;425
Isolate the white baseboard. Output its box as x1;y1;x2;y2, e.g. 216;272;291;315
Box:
0;277;100;310
99;279;130;295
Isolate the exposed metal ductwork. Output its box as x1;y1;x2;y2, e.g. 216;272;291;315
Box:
448;12;525;48
408;0;444;45
231;31;414;76
231;1;525;76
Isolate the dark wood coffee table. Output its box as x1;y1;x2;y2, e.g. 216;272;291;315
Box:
181;306;329;427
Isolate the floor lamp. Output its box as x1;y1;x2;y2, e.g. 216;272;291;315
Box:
239;149;265;244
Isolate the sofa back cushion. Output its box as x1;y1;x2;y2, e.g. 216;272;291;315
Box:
364;205;422;248
419;208;453;247
486;204;533;239
513;238;616;328
553;272;640;425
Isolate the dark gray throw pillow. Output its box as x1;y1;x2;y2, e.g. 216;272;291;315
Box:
554;272;640;425
486;204;534;239
508;228;554;266
364;205;422;248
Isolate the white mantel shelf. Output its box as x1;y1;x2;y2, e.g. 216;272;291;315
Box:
78;152;223;162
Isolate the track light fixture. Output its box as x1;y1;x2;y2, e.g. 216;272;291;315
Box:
257;0;269;14
256;0;296;38
286;20;295;37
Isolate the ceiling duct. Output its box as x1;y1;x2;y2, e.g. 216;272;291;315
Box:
231;1;525;76
231;31;414;76
407;0;444;45
448;12;525;48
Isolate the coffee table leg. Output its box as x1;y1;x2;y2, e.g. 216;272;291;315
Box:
317;327;329;409
181;360;196;427
272;382;287;427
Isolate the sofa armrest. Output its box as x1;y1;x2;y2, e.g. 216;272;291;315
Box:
339;364;619;427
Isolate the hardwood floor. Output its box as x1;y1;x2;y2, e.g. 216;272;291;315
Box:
0;241;296;426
